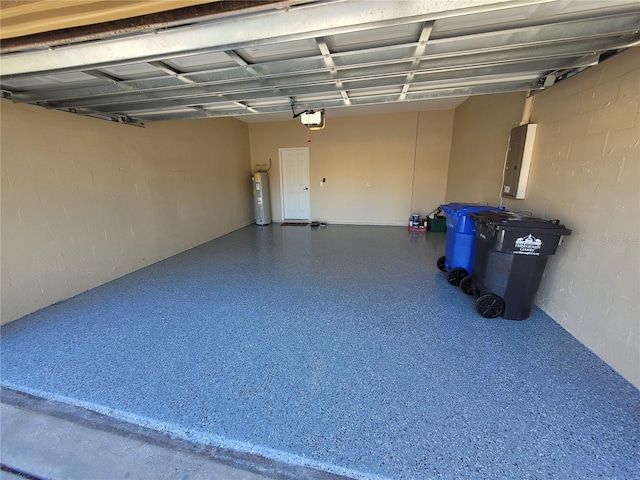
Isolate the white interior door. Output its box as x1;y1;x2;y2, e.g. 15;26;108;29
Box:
279;148;310;220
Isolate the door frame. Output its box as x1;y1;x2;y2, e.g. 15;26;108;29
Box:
279;147;311;221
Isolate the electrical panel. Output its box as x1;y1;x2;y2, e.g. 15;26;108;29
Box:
502;123;537;199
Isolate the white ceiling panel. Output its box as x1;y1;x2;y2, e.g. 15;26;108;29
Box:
327;24;424;52
100;63;169;80
236;38;320;63
164;52;238;71
2;73;103;89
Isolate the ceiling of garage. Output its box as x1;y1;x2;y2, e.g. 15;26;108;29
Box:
1;0;638;126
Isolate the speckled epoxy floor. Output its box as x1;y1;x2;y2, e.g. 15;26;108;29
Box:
1;225;639;479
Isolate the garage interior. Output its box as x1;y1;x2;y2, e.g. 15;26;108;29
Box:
1;1;639;479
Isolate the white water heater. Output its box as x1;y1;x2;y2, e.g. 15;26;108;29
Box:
252;171;271;225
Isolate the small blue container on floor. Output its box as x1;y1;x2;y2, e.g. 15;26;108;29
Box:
438;203;506;286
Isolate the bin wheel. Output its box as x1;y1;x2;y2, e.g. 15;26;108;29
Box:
447;267;468;286
460;275;475;296
437;256;446;272
475;294;505;319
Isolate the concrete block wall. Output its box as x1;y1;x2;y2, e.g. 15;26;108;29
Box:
513;48;640;387
445;48;639;388
1;101;253;324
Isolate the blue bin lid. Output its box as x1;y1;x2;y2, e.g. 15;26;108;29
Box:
441;203;505;217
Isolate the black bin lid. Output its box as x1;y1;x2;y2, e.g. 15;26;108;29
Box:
470;210;571;234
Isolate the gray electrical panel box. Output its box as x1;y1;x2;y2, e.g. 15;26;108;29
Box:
502;123;537;199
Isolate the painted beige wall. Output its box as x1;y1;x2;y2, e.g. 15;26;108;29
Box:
445;91;527;204
445;48;640;388
248;110;454;225
1;100;252;324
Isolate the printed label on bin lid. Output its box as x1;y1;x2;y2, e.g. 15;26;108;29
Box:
514;234;542;256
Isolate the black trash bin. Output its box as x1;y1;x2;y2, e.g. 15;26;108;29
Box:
466;211;571;320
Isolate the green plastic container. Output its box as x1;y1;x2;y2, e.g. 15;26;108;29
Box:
428;216;446;232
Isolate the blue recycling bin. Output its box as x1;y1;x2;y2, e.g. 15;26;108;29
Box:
437;203;506;286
